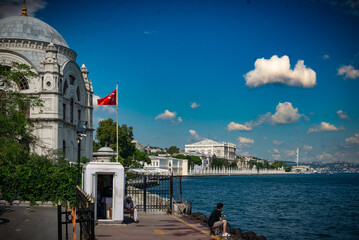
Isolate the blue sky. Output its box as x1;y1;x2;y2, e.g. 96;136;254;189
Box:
2;0;359;162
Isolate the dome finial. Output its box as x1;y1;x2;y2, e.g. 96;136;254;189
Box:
21;0;28;16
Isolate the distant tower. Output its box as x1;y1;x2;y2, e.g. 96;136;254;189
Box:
296;147;300;166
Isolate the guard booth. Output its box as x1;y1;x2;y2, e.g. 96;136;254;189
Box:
82;162;124;223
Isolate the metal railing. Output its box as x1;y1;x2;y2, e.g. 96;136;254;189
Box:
126;173;174;213
57;186;95;240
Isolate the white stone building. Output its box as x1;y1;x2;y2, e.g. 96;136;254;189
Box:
144;156;188;175
185;139;236;161
0;7;94;161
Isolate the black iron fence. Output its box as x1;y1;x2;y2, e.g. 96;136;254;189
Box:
57;186;95;240
126;173;176;213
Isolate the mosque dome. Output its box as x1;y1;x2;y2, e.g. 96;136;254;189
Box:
0;16;68;48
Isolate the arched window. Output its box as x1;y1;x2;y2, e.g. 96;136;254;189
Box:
63;80;68;95
70;98;74;123
18;75;29;90
70;75;75;85
76;86;80;101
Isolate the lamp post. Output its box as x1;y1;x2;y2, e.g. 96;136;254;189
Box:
76;121;87;187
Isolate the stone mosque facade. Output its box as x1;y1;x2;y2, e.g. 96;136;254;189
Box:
0;6;94;161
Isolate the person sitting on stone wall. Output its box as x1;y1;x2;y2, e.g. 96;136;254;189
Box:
208;203;230;237
124;196;139;223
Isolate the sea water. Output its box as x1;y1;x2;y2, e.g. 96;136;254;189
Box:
181;174;359;240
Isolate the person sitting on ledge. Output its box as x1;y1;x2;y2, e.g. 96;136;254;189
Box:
124;196;139;223
208;203;230;237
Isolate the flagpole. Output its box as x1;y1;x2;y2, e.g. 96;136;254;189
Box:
116;83;119;162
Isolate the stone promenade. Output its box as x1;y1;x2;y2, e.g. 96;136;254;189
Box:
0;206;238;240
97;212;221;240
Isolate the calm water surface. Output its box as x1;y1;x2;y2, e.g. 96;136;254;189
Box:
181;174;359;240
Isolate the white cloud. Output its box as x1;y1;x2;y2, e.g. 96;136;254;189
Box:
273;140;284;145
155;110;183;125
271;102;304;124
285;150;296;157
303;145;313;151
190;102;201;109
227;122;252;132
272;154;281;160
337;110;350;120
273;148;280;153
238;137;254;144
244;55;316;88
93;95;116;113
177;117;183;124
307;122;344;133
144;30;159;35
323;54;330;60
317;152;334;160
0;0;46;18
346;132;359;144
338;65;359;79
93;117;105;126
155;110;176;120
189;130;204;141
231;102;305;131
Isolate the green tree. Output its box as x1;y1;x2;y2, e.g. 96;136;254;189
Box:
271;161;284;169
230;160;238;168
284;165;292;172
173;154;202;167
95;118;136;159
173;154;187;159
211;157;228;168
133;149;151;164
0;62;43;165
188;155;202;167
93;140;101;152
168;146;179;155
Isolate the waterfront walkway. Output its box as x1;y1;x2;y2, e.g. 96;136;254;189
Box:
1;205;236;240
97;212;221;240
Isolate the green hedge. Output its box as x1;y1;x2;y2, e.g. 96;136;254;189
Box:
0;160;78;205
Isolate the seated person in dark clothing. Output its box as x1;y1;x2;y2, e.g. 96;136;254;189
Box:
208;203;230;237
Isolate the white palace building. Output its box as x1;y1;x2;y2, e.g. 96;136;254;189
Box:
0;6;94;161
185;139;237;162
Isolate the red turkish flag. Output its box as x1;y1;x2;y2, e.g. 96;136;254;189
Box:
97;89;116;105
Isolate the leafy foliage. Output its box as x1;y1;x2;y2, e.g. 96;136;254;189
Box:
211;157;230;168
134;149;151;164
0;62;43;165
95;118;136;159
94;118;152;167
0;154;78;205
167;146;179;155
230;160;238;168
173;154;202;167
284;165;293;172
